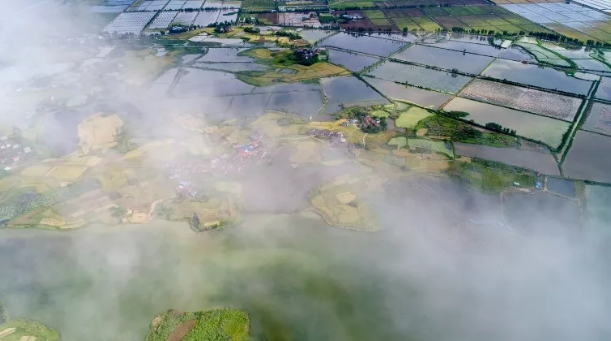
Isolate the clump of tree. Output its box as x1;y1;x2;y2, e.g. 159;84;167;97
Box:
352;112;387;133
243;26;260;34
293;48;319;66
485;122;516;136
275;31;302;40
212;21;232;33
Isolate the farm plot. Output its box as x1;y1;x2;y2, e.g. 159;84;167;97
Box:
165;0;186;9
203;0;224;8
299;30;335;43
501;2;611;43
147;11;177;29
582;102;611;136
422;40;502;57
459;79;582;121
218;9;239;23
194;10;220;26
513;42;572;67
503;191;580;235
546;176;576;197
482;59;594;95
594;76;611;101
498;46;537;62
328;49;379;72
364;77;451;108
174;11;198;25
182;0;204;9
408;138;454;158
584;184;611;233
367;61;473;93
454;143;560;175
394;44;495;74
321;76;389;113
103;12;156;34
563;130;611;183
267;90;325;118
363;9;394;29
383;9;442;31
443;97;571;148
241;0;277;11
395;107;434;128
421;5;538;34
319;33;407;57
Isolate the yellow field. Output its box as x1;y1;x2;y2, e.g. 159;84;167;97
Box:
309;177;379;231
78;113;123;154
254;112;305;137
290;140;322;164
46;165;88;181
20;165;52;177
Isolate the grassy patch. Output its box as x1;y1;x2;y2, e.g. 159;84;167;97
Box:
146;308;249;341
329;1;375;9
449;158;536;192
415;115;518;148
388;136;407;148
395;107;434;129
408;138;454;158
0;318;60;341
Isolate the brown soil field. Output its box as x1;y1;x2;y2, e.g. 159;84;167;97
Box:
166;319;196;341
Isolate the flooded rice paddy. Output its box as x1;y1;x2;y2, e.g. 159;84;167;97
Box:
443;98;570;148
453;143;560;175
594;76;611;101
497;46;536;62
582;102;611;136
367;61;472;94
563;130;611;183
321;76;388;113
364;77;451;109
422;40;502;57
328;49;379;72
459;79;582;121
394;45;495;74
503;192;580;236
482;59;593;95
546;177;576;198
319;33;407;57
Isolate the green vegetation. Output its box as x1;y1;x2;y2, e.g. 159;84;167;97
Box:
0;318;60;341
449;158;536;192
146;308;249;341
387;136;407;148
408;138;454;158
0;179;100;226
395;107;434;129
415;115;518;148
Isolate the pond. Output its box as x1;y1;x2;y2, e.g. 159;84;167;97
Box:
394;44;495;74
422;40;502;57
363;77;451;109
328;49;380;72
482;59;593;96
503;192;580;236
319;33;407;57
367;61;472;94
582;102;611;136
321;76;388;113
172;68;255;97
546;177;576;198
563;130;611;183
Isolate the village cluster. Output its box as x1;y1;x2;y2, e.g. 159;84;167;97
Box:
0;136;33;172
169;136;269;197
